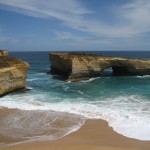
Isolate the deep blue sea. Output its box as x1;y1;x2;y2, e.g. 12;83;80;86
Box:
0;51;150;145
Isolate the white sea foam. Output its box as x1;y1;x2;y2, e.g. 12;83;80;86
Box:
1;94;150;141
27;78;38;82
80;77;100;83
27;87;33;90
136;75;150;78
36;72;47;75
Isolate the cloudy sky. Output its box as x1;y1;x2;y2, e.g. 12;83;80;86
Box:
0;0;150;51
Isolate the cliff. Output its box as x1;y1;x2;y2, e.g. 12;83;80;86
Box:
49;52;150;82
0;51;29;96
0;50;8;57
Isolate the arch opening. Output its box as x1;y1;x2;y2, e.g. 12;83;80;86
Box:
112;66;131;76
101;66;132;76
101;67;113;76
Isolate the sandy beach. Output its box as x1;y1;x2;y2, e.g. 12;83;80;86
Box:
0;119;150;150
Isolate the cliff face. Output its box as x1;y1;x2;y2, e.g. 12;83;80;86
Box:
0;50;8;57
0;51;29;96
49;52;150;81
49;53;72;77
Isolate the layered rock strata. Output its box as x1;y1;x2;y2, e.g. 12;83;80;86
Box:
0;50;29;96
49;52;150;82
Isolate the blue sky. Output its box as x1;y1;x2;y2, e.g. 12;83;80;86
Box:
0;0;150;51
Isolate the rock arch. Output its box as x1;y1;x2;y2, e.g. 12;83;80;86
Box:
49;52;150;82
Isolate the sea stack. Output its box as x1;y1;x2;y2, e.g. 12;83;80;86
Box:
49;52;150;82
0;50;29;96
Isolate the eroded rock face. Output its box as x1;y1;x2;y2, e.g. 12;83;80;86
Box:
0;51;29;96
0;50;8;57
49;52;150;82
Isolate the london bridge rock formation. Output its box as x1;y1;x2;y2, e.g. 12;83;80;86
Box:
0;50;29;96
49;52;150;82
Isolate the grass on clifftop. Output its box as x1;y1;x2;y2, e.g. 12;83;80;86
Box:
69;52;101;57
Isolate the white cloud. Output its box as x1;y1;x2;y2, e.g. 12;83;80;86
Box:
0;0;150;39
0;0;91;20
55;31;87;43
117;0;150;36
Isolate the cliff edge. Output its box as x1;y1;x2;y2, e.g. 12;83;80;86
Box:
49;52;150;82
0;50;8;57
0;50;29;96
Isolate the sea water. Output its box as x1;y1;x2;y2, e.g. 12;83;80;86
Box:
0;51;150;146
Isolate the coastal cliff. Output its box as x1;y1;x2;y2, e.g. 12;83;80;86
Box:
0;50;8;57
49;52;150;81
0;50;29;96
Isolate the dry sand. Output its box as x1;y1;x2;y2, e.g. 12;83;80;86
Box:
0;119;150;150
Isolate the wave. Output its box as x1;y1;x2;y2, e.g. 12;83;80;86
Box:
27;78;38;81
66;77;100;83
80;77;100;83
0;94;150;141
136;75;150;78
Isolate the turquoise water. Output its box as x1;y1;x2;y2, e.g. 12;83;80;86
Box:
0;51;150;145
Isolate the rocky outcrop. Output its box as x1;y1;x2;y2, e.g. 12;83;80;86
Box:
0;50;8;57
0;51;29;96
49;52;150;82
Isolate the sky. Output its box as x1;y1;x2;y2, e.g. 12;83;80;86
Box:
0;0;150;51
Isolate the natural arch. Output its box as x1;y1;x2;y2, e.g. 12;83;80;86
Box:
49;52;150;82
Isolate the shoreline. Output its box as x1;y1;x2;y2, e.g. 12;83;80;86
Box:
0;119;150;150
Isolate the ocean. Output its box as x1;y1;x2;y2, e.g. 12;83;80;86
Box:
0;51;150;146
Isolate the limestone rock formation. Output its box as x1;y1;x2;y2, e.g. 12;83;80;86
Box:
0;50;8;57
49;52;150;82
0;51;29;96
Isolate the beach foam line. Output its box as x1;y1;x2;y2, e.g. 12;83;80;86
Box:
0;108;85;146
1;120;150;150
0;94;150;141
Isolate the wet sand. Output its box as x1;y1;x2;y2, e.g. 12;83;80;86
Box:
0;119;150;150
